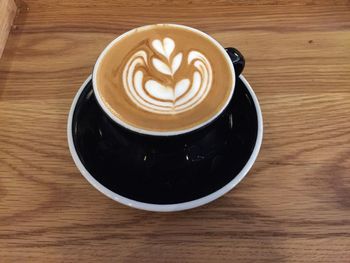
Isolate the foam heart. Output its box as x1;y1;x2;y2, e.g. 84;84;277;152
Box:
152;38;175;59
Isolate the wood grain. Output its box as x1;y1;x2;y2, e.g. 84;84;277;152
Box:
0;1;350;262
0;0;17;58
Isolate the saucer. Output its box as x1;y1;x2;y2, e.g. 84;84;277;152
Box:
67;75;263;212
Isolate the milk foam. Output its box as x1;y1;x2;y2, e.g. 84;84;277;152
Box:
122;37;213;114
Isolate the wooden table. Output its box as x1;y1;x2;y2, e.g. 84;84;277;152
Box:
1;1;349;262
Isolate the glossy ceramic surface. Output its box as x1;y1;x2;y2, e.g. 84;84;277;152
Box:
68;75;261;210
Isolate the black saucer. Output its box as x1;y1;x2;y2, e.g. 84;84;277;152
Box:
68;75;262;210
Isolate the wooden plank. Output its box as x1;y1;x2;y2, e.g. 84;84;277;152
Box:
11;5;350;33
0;0;16;58
0;30;349;100
18;0;350;7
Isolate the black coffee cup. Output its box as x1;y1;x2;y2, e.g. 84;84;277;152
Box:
67;25;263;212
92;25;245;137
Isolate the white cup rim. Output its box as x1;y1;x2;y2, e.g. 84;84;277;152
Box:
92;23;236;136
67;74;263;212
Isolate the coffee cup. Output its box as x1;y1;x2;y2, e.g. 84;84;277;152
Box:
67;23;263;211
92;24;245;136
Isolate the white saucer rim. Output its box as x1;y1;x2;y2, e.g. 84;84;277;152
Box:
67;75;263;212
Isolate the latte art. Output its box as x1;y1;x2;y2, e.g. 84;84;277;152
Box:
94;24;235;134
123;37;212;114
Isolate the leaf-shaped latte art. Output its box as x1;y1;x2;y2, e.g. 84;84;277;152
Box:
151;39;164;56
171;52;182;74
174;78;190;99
145;80;173;101
163;38;175;59
152;58;171;76
122;37;213;114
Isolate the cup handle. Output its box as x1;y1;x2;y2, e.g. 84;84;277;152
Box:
225;47;245;77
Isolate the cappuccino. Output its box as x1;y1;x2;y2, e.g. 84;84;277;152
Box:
94;24;235;134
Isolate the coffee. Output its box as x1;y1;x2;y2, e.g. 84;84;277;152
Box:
94;24;235;134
